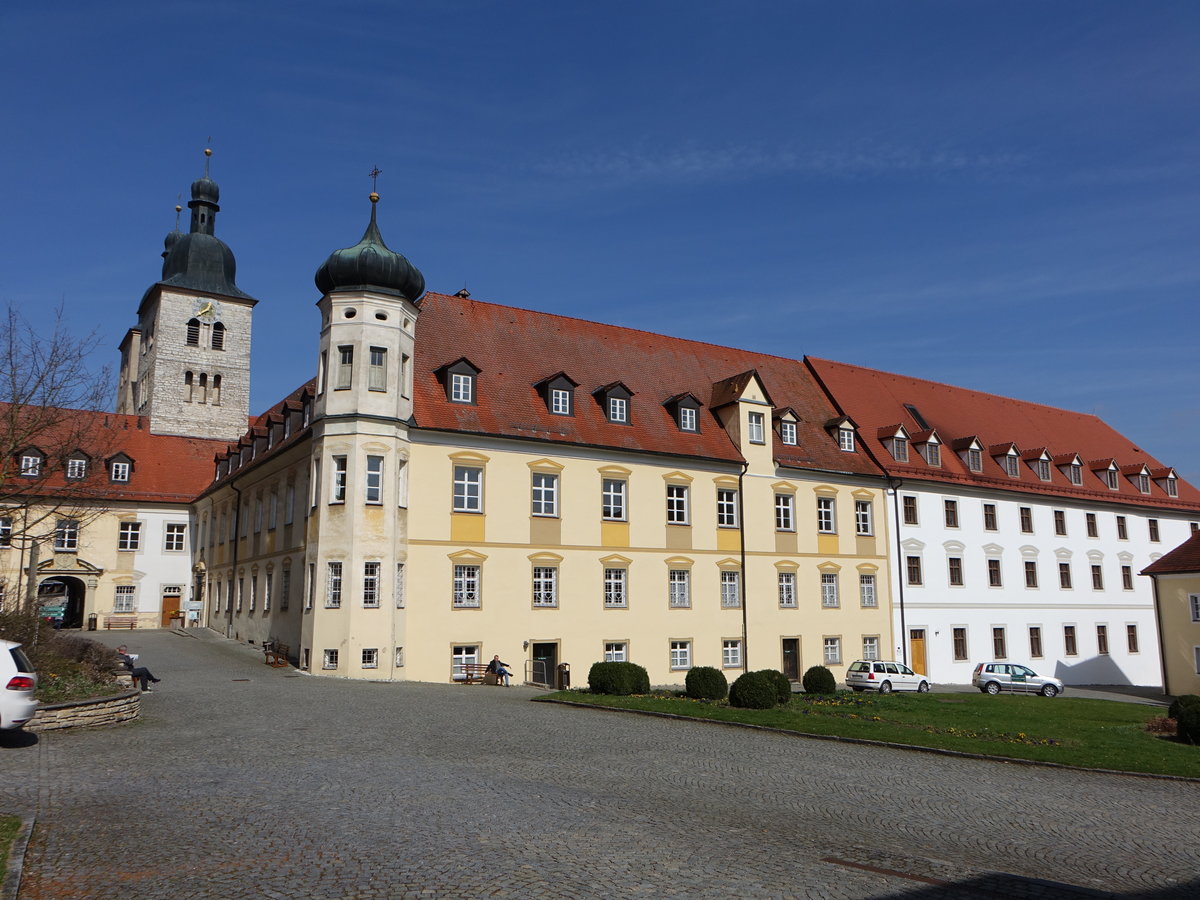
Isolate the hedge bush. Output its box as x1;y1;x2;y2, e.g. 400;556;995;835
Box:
685;666;728;701
587;661;650;696
1177;704;1200;745
754;668;792;704
802;665;837;695
1167;694;1200;721
729;671;777;709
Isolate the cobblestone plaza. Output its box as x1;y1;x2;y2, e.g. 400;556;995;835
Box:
2;629;1197;899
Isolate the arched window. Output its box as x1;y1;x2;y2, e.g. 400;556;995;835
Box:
212;374;222;406
211;322;226;351
184;371;194;402
198;373;208;404
186;318;201;345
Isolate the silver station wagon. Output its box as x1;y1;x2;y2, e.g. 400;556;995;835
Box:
972;662;1065;698
845;660;929;694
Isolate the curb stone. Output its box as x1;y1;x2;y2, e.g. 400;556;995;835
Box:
1;815;33;900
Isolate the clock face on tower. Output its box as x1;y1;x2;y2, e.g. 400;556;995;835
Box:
193;298;221;319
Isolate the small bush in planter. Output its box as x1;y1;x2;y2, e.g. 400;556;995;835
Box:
685;666;728;701
753;668;792;704
729;671;777;709
1168;694;1200;721
802;665;837;695
1177;704;1200;745
587;661;650;696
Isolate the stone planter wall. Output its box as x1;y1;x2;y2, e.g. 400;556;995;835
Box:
27;689;140;732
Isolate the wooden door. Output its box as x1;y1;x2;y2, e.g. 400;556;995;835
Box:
909;629;927;675
781;639;800;681
161;593;181;628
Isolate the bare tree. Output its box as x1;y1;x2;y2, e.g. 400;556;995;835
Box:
0;302;115;616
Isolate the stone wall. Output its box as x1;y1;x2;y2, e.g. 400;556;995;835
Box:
27;690;140;733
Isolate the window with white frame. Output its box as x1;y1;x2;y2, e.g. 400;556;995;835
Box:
0;517;11;547
450;372;473;403
532;566;558;607
164;523;187;551
326;562;343;608
395;563;406;608
778;571;797;607
775;493;794;531
862;636;880;661
550;388;571;415
604;568;627;608
363;561;381;607
666;484;689;525
331;456;347;503
453;565;481;608
820;572;839;607
720;571;741;608
395;647;405;667
365;456;384;504
55;519;78;551
679;406;697;432
323;649;339;670
336;345;354;390
531;472;559;517
823;637;841;665
368;347;387;391
113;584;136;613
668;569;690;608
362;648;379;668
110;460;129;481
452;645;479;679
20;454;41;477
118;521;141;551
747;412;765;444
604;642;627;663
854;499;873;535
859;573;877;607
722;639;742;668
66;457;87;479
670;640;691;670
608;396;628;423
780;420;797;445
838;428;855;452
453;466;483;512
816;496;836;533
716;489;738;527
602;478;627;520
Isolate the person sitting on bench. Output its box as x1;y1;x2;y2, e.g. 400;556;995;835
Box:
117;645;161;692
486;654;512;686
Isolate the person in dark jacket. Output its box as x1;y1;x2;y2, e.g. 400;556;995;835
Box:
485;654;512;686
117;645;162;692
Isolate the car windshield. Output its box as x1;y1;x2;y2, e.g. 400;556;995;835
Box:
898;665;914;675
1014;665;1035;676
848;662;869;672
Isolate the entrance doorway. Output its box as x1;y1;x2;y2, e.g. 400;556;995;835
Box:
160;588;182;628
909;629;927;675
37;576;86;629
781;638;800;681
530;642;558;687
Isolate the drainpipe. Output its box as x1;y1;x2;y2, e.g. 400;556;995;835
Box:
228;482;242;638
738;459;749;673
1147;574;1169;696
889;476;907;666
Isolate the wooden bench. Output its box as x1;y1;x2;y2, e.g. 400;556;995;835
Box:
104;616;138;630
263;641;290;668
456;663;502;685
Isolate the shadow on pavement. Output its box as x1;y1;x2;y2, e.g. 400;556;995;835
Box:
868;872;1199;899
0;729;38;749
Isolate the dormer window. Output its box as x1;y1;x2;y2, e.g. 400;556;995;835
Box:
680;407;697;431
664;393;702;433
1135;474;1149;493
967;449;982;471
747;412;765;444
65;454;88;480
19;450;43;477
1034;459;1051;481
839;428;855;452
1003;454;1019;478
109;454;133;483
1068;463;1082;485
879;423;912;462
1165;475;1178;498
535;373;578;416
438;358;481;405
609;397;627;422
595;382;634;425
780;420;797;446
451;373;472;402
918;439;941;467
1103;469;1118;490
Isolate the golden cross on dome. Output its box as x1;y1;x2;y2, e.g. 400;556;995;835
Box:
369;166;383;192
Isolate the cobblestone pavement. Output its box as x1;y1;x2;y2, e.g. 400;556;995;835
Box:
2;629;1197;899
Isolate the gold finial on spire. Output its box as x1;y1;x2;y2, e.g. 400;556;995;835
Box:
174;198;183;229
369;165;382;202
204;140;213;176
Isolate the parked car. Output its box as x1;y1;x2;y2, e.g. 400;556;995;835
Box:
1;639;39;730
972;662;1064;698
845;660;929;693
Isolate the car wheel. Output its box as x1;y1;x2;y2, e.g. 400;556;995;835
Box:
1040;684;1058;698
879;681;893;694
917;681;929;693
985;681;1001;695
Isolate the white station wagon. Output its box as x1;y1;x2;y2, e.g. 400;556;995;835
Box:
845;660;930;694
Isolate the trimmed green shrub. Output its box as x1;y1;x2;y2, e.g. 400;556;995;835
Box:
1177;704;1200;745
754;668;792;704
1168;694;1200;721
588;661;650;696
802;665;837;695
729;671;777;709
685;666;728;701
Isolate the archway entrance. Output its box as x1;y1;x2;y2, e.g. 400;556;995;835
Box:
37;575;87;629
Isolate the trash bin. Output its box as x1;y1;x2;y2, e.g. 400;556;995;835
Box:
556;662;570;690
87;613;97;632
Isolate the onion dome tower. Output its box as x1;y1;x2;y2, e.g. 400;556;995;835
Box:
314;191;424;300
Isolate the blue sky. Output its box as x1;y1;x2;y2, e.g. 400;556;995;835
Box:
2;1;1198;483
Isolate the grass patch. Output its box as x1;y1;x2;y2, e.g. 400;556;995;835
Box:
536;690;1200;778
0;815;20;882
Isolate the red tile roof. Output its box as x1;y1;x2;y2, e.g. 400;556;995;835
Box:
1142;531;1200;575
412;293;882;477
806;357;1200;511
